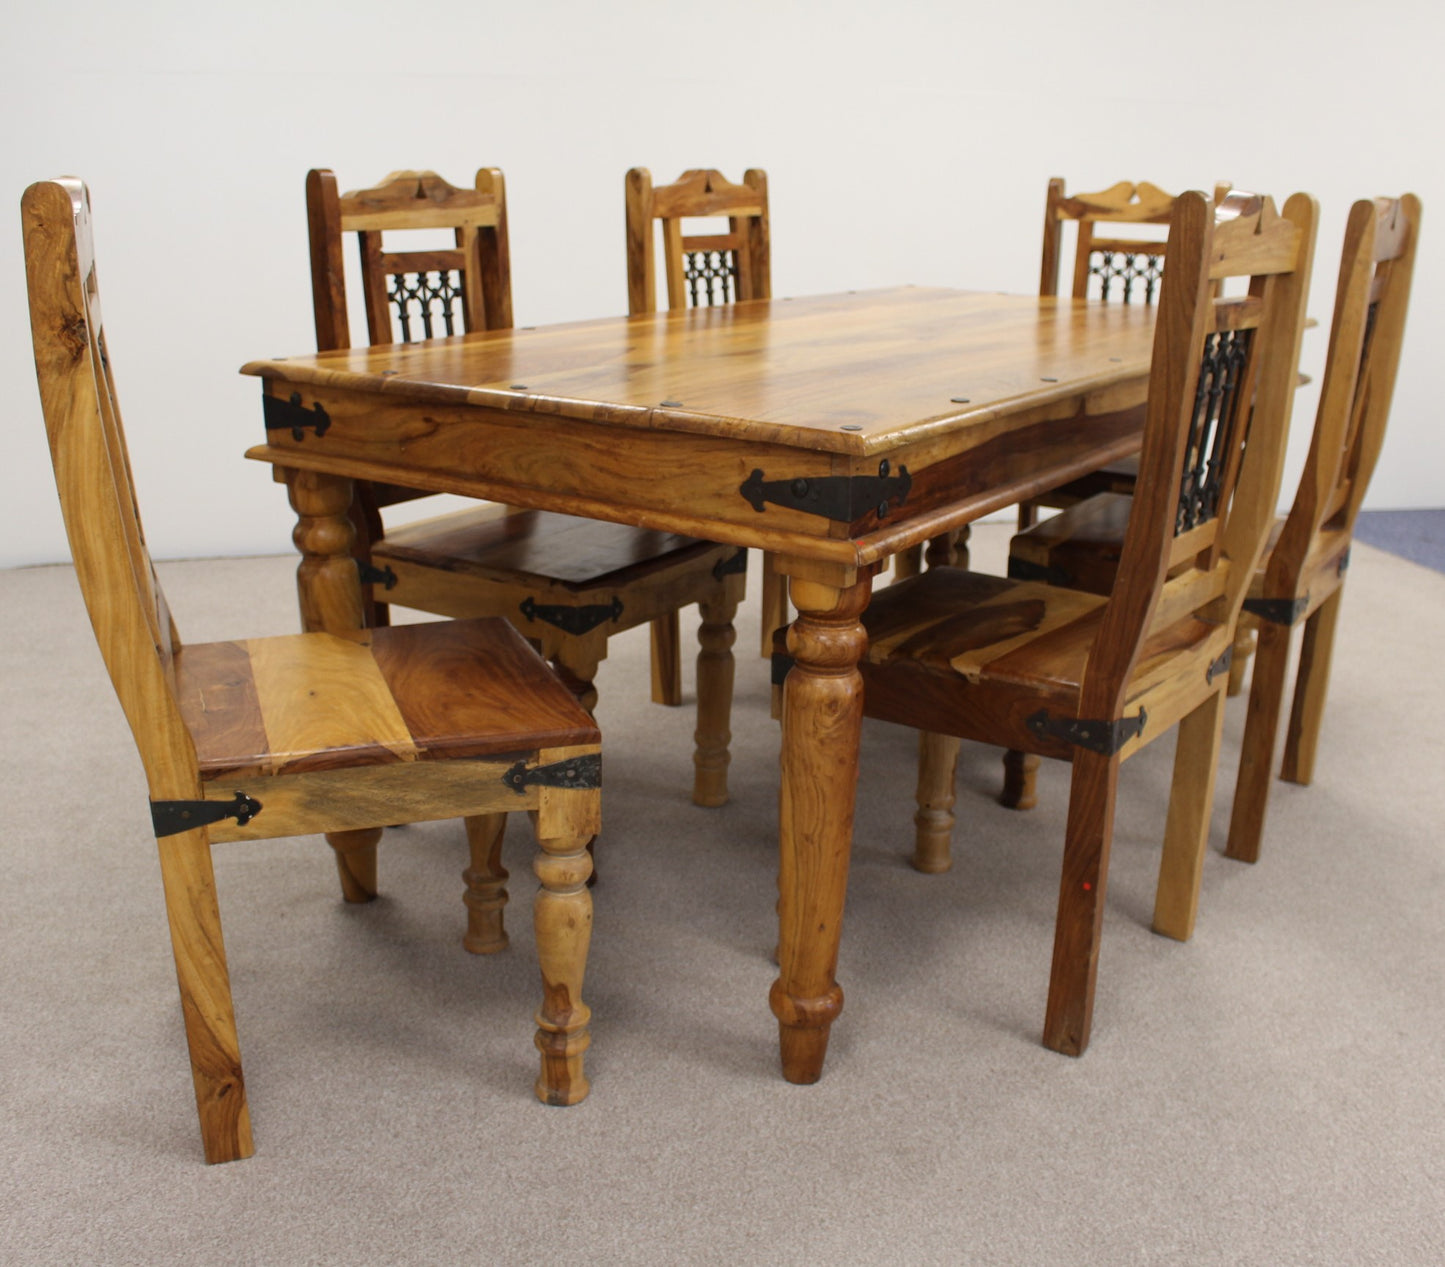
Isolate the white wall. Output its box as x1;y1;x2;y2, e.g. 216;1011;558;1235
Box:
4;1;1441;569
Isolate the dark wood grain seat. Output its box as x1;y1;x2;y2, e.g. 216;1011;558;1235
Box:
24;178;603;1164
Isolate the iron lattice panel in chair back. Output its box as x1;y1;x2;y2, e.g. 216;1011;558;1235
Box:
1176;328;1255;533
683;250;738;306
1088;249;1165;304
387;268;465;342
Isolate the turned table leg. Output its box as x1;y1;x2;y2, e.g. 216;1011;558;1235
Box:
287;468;366;636
769;571;872;1084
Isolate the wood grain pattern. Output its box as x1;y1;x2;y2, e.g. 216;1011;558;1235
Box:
24;179;604;1162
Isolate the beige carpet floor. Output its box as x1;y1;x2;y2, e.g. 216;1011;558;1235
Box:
2;525;1442;1265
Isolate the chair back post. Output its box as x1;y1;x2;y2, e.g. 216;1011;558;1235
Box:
1267;194;1421;596
624;167;770;315
1041;178;1177;303
1080;189;1317;720
22;178;198;796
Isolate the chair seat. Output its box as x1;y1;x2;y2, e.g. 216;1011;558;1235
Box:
178;617;599;780
1035;453;1140;510
374;505;728;590
1008;491;1133;594
860;567;1222;756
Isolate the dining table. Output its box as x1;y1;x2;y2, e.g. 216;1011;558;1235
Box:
242;284;1157;1084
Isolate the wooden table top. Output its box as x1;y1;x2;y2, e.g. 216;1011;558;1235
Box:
242;287;1155;458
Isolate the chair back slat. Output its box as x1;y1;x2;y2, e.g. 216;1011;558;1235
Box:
1271;195;1420;588
626;167;771;315
22;179;196;790
1080;189;1317;719
307;168;513;352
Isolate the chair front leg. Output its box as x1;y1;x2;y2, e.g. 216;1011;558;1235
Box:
325;828;381;903
649;613;683;706
1226;618;1293;864
1043;748;1121;1057
155;826;254;1164
913;731;961;873
1153;687;1228;941
693;586;740;807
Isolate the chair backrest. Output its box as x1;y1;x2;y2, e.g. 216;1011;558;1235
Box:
22;178;197;795
625;167;770;315
1082;189;1317;719
1267;195;1421;592
307;168;513;351
1040;178;1178;304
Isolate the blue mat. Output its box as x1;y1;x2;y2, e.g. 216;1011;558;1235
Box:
1352;509;1445;575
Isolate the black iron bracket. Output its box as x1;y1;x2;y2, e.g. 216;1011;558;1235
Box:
1206;646;1234;685
151;792;262;838
712;548;749;580
739;460;912;523
263;391;331;441
519;596;623;636
1243;595;1309;626
1338;547;1352;576
1027;708;1147;756
358;561;398;590
503;753;602;796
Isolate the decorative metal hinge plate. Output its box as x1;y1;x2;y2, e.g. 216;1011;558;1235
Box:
151;792;262;838
263;391;331;441
358;561;398;590
1337;547;1352;576
739;460;912;523
1206;646;1234;685
712;548;749;580
1027;708;1147;756
1243;595;1308;626
519;596;623;635
503;753;602;795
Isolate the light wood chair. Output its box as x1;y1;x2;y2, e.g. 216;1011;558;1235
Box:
838;189;1317;1056
1225;196;1420;861
24;177;602;1164
307;168;744;807
624;166;783;657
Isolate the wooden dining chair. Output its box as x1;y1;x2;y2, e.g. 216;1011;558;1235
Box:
1008;195;1421;860
307;168;744;807
837;189;1317;1056
624;166;784;657
24;177;602;1164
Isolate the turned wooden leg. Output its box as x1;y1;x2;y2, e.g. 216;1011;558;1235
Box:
1281;588;1342;786
325;828;381;903
770;572;872;1084
1226;619;1293;864
1227;617;1257;697
913;731;960;873
1153;687;1228;941
924;529;960;570
287;469;365;635
999;750;1040;809
551;635;604;718
693;587;740;808
1043;748;1121;1056
952;524;971;570
530;808;594;1106
155;826;254;1164
650;613;683;707
462;813;509;954
759;552;789;658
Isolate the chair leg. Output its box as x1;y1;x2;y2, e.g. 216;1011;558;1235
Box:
530;811;595;1106
649;613;683;706
1281;588;1342;786
1227;616;1256;697
1225;619;1293;865
462;813;509;954
551;637;604;717
1043;749;1121;1057
892;546;923;581
759;552;789;657
155;827;254;1164
913;731;960;872
999;750;1040;809
1153;688;1228;941
693;587;740;807
325;828;381;902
